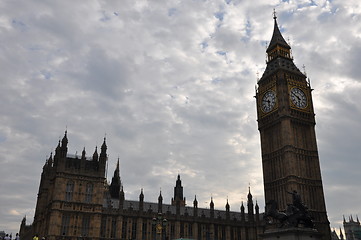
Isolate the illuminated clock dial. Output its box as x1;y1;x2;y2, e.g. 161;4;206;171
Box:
261;90;276;113
290;87;307;108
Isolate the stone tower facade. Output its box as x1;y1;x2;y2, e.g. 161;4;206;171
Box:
27;131;108;239
255;15;331;239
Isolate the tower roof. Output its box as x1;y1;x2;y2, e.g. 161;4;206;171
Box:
247;186;253;200
259;13;304;81
61;130;68;146
267;12;290;52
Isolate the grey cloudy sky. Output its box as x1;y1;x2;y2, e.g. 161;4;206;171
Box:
0;0;360;236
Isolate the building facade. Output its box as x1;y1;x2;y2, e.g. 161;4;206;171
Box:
255;14;331;239
20;132;264;240
343;216;361;240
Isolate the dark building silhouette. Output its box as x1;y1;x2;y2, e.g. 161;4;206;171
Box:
20;132;264;240
255;13;331;239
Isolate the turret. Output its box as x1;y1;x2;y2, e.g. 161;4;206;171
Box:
255;200;260;222
48;152;53;167
225;199;230;220
247;187;254;222
99;137;107;164
210;197;214;218
81;147;86;160
92;146;98;161
60;130;68;157
109;159;121;199
158;190;163;213
171;174;186;206
193;195;198;217
241;201;245;222
139;189;144;212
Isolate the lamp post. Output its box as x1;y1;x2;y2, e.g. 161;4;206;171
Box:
152;213;167;240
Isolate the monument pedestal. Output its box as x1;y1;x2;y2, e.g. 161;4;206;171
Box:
261;227;322;240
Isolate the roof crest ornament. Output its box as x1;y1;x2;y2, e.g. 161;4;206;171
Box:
273;8;277;19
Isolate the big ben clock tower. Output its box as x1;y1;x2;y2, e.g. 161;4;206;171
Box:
256;14;331;239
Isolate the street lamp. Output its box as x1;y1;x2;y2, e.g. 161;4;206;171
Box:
152;213;167;240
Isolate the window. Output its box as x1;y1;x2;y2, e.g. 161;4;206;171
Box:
85;183;93;203
131;219;137;240
111;218;117;238
61;214;70;236
188;223;193;238
65;181;74;201
214;224;218;240
122;218;127;240
142;221;147;240
180;222;184;238
100;217;106;238
170;223;175;240
81;215;90;237
221;226;226;240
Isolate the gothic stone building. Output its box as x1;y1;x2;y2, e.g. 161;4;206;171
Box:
20;132;264;240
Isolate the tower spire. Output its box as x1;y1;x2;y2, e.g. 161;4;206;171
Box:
158;190;163;213
265;11;292;63
267;12;290;52
109;159;121;199
247;186;254;221
172;174;185;206
60;130;68;157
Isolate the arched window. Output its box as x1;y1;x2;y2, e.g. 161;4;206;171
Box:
82;215;91;237
85;183;93;203
61;214;70;236
65;181;74;201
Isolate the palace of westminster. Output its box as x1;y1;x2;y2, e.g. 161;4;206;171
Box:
19;15;333;240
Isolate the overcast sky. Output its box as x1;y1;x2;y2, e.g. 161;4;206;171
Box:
0;0;360;237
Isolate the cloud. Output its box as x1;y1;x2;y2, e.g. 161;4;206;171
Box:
0;0;360;236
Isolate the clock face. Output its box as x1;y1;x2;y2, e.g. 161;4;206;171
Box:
261;90;276;113
290;87;307;108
